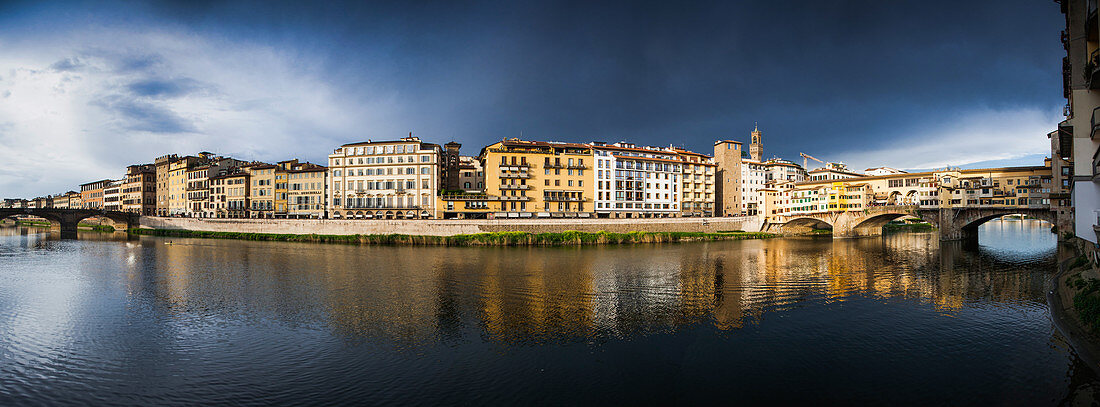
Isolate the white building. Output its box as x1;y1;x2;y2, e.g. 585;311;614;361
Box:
765;158;807;185
592;142;680;218
806;163;864;182
864;167;907;177
740;159;767;215
327;135;443;219
102;179;124;211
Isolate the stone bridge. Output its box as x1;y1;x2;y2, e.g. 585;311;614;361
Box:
766;205;1054;241
0;208;138;238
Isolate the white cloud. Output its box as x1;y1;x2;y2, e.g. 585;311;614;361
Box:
0;25;397;198
832;107;1057;171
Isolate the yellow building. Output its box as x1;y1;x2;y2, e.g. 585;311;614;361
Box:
476;139;594;218
154;154;178;216
286;165;327;219
246;164;277;218
167;156;205;216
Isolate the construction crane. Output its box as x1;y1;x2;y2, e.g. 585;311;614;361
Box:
800;152;825;170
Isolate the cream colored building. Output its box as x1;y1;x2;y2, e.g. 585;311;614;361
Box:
287;165;327;219
806;163;864;182
167;156;205;216
103;179;124;211
52;193;72;209
675;148;716;217
210;172;250;218
328;135;441;219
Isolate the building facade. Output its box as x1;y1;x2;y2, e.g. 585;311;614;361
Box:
714;140;743;216
154;154;178;216
210;172;251;218
327;136;441;219
167;156;207;216
740;159;767;216
122;164;156;215
478;139;593;218
675;148;716;217
103;180;124;211
246;164;277;218
592;142;679;218
1056;0;1096;241
287;165;327;219
80;179;112;210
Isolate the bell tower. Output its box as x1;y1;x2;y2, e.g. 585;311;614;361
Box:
749;123;763;162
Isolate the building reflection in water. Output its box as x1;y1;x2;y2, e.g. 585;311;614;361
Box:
117;221;1052;347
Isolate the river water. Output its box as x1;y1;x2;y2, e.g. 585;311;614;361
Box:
0;220;1094;405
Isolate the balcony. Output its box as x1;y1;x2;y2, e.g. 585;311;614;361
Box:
499;163;531;171
543;195;586;202
343;205;422;210
499;172;530;179
544;162;565;169
499;184;530;190
1093;144;1100;181
440;193;493;201
498;195;531;201
567;164;588;170
1088;48;1100;90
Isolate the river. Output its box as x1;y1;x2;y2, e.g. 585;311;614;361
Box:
0;220;1094;405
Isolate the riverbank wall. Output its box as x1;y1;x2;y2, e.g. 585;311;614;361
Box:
138;216;764;237
1049;236;1100;375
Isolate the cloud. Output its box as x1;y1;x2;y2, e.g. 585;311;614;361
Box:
49;57;84;72
125;77;204;99
0;24;389;198
833;107;1057;171
92;94;195;133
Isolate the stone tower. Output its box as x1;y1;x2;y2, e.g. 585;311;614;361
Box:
442;141;462;191
749;124;763;162
713;140;743;217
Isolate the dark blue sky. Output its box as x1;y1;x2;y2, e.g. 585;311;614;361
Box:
0;0;1065;196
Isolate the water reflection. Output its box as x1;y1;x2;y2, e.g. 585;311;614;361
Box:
0;222;1058;345
0;219;1087;405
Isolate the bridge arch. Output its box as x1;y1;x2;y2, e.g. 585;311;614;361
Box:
0;209;135;238
781;216;833;234
850;212;927;237
958;212;1054;234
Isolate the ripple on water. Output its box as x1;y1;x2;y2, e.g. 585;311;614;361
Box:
0;220;1091;405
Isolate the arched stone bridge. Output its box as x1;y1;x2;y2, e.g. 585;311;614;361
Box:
0;208;138;238
766;205;1054;241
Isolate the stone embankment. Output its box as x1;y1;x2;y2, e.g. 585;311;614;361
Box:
1049;237;1100;375
139;216;764;237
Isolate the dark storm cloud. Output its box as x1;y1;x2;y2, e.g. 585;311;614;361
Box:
49;57;84;72
124;0;1060;160
93;95;194;133
126;77;203;99
0;0;1064;190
